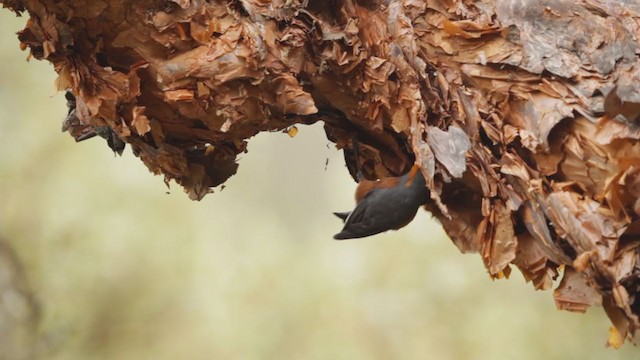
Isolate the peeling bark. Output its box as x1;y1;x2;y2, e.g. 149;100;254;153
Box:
2;0;640;344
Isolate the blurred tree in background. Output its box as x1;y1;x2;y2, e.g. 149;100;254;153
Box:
0;10;638;360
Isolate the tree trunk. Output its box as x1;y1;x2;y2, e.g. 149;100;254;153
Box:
2;0;639;345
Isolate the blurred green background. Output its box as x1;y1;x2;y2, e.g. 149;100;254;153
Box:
0;11;637;360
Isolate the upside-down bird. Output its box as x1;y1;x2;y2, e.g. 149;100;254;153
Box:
333;164;429;240
61;90;126;155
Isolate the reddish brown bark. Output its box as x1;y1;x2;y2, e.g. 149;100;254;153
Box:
2;0;639;345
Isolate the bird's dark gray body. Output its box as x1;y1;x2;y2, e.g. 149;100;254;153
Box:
333;170;429;240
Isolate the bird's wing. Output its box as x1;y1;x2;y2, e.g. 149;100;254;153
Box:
334;195;384;239
343;200;368;227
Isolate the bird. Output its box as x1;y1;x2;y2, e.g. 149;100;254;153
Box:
333;164;429;240
61;90;126;155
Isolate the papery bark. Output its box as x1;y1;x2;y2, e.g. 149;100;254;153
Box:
2;0;639;344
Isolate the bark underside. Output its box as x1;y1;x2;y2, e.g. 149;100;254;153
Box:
2;0;639;345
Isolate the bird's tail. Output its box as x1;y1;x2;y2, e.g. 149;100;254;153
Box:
333;211;351;222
